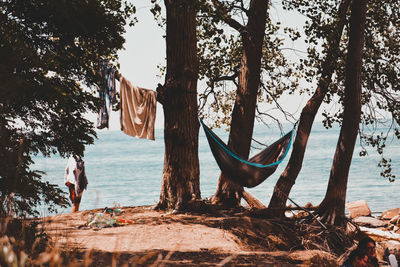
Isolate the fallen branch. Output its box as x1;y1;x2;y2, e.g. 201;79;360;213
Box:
242;190;267;209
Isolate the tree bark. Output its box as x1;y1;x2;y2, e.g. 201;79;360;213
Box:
317;0;367;226
268;0;351;216
211;0;269;207
156;0;201;211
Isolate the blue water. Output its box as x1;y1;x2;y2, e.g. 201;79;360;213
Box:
34;122;400;216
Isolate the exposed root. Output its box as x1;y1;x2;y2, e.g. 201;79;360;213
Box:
290;213;356;256
180;202;357;257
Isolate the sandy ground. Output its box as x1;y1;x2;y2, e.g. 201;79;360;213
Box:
41;207;241;253
38;206;338;266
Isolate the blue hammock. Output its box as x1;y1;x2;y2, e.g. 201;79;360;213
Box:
200;119;294;188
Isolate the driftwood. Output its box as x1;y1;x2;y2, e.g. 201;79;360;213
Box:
242;190;319;211
242;188;326;229
242;190;267;209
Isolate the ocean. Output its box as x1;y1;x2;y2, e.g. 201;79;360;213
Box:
34;122;400;216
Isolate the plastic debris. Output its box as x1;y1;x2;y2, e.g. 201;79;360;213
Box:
87;213;116;228
85;207;132;228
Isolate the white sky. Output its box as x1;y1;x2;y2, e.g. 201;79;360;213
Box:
90;2;322;131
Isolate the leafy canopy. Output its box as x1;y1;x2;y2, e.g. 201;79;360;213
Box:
282;0;400;181
0;0;136;217
195;0;301;128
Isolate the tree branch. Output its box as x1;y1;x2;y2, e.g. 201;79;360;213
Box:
211;0;245;33
242;190;266;209
213;71;239;83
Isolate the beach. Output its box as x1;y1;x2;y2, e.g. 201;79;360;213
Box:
27;200;398;266
26;124;400;265
36;205;339;266
2;198;400;266
3;1;399;266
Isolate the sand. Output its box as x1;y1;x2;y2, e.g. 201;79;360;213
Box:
42;207;240;253
37;205;341;266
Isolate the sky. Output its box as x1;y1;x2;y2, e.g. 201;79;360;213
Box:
89;4;166;130
91;2;316;131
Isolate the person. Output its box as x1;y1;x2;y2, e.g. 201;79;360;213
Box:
383;248;399;267
384;248;391;263
388;249;398;267
357;236;379;267
341;248;369;267
64;154;88;212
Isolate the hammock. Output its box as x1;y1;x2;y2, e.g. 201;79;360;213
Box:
200;119;294;188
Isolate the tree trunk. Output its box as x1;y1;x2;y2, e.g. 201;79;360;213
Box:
317;0;367;226
268;0;351;216
156;0;201;211
211;0;269;207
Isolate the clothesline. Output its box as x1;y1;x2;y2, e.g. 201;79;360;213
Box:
96;60;157;140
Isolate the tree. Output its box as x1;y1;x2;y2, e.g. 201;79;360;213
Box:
268;0;351;215
268;0;400;218
0;0;135;217
154;0;201;211
187;0;299;208
343;0;400;182
317;0;367;225
312;0;400;181
196;0;271;207
151;0;295;209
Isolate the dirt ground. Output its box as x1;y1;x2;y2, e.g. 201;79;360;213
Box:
38;205;340;266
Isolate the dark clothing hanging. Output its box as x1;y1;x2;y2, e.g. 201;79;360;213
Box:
97;60;117;129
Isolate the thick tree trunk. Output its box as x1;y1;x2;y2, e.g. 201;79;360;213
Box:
211;0;269;207
268;0;351;216
156;1;201;211
317;0;367;226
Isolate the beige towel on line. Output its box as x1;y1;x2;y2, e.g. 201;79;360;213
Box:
119;75;157;140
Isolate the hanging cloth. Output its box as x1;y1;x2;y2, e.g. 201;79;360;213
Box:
97;60;117;129
200;119;294;188
119;75;157;140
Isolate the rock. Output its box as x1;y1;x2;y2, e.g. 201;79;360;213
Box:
346;200;371;219
379;240;400;254
353;216;388;228
359;226;400;242
390;215;400;225
381;208;400;220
